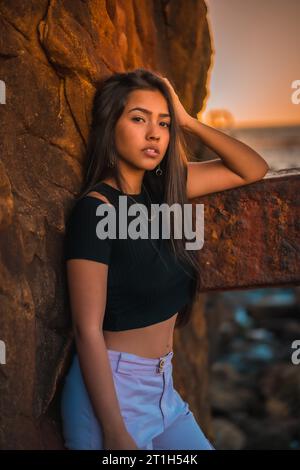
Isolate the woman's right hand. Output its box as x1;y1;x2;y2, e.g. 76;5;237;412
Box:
104;430;139;450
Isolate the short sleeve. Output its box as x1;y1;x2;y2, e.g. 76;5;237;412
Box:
64;196;113;265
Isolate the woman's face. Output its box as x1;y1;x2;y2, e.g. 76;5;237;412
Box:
114;89;171;172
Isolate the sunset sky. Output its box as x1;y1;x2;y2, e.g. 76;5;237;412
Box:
202;0;300;128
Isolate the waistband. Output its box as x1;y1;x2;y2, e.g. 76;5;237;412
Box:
107;348;174;375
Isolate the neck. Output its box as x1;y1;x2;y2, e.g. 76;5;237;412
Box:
105;175;145;195
117;165;145;194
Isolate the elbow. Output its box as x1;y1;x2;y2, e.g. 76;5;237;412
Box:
260;160;270;176
257;156;270;177
246;161;270;183
257;163;270;180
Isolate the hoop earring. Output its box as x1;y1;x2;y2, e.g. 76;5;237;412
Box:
155;164;163;176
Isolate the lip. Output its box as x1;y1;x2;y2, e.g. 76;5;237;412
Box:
142;148;160;157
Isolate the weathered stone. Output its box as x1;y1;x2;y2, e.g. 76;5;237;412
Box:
195;169;300;291
0;0;212;449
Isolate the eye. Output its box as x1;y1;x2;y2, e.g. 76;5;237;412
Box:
131;117;145;123
131;117;170;128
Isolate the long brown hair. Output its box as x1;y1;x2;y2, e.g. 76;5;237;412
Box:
76;68;200;328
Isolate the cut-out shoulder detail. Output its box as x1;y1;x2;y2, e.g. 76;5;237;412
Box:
86;192;113;207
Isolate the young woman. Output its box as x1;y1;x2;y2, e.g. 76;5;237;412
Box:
60;68;269;450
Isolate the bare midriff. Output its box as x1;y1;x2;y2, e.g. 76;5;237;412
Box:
103;312;178;359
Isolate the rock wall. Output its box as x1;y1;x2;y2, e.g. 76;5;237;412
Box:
0;0;212;449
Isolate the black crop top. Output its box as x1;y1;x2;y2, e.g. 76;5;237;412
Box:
64;181;197;331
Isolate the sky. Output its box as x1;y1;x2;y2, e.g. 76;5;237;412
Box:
201;0;300;128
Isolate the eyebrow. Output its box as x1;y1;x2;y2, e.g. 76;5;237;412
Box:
128;107;171;118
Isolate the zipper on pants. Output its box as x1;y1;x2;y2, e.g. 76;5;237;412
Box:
159;371;166;426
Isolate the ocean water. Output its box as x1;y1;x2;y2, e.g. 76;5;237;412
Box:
229;124;300;171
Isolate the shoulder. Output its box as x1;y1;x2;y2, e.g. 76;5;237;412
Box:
85;192;113;207
64;194;114;264
66;193;114;229
72;191;113;212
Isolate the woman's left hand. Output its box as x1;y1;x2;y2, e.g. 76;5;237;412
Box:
161;76;192;128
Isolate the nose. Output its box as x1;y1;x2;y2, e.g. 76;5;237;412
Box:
146;123;161;140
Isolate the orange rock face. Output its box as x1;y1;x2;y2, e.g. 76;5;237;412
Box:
0;0;211;449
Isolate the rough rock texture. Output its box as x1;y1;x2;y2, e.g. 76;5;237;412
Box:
194;169;300;291
0;0;212;449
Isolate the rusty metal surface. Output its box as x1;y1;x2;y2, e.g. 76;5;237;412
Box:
194;169;300;291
